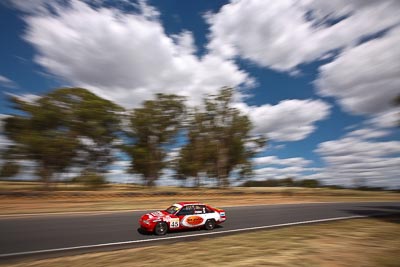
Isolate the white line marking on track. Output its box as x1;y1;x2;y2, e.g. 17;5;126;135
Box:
0;214;368;258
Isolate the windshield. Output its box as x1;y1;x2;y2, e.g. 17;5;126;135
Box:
165;205;180;214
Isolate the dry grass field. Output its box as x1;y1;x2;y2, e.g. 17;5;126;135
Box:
0;181;398;215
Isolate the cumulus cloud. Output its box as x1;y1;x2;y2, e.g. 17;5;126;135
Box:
317;137;400;158
345;128;391;140
20;0;253;108
5;93;40;103
253;155;311;167
316;27;400;115
367;110;399;128
207;0;400;71
315;132;400;187
12;0;331;142
207;0;400;116
235;99;331;141
252;155;319;180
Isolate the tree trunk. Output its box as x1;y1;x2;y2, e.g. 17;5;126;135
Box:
195;175;201;187
146;175;157;187
217;145;229;188
40;167;53;190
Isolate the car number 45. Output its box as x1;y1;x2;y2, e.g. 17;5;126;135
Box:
170;219;179;228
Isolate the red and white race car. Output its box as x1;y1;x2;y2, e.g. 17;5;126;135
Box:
139;202;226;235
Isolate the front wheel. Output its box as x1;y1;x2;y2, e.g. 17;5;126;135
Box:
205;219;216;230
154;222;168;235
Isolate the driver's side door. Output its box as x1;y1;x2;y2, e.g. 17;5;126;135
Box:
175;205;195;228
176;205;206;228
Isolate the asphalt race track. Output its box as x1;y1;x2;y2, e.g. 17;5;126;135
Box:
1;201;399;259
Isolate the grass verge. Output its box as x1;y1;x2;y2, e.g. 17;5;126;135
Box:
2;215;399;267
0;182;398;215
1;195;400;216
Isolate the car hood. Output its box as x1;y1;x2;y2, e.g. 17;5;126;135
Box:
141;210;170;221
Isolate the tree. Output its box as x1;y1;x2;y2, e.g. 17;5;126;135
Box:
45;88;124;173
296;179;320;188
2;88;123;187
0;161;20;179
71;171;107;189
176;87;266;187
175;109;208;187
126;94;185;186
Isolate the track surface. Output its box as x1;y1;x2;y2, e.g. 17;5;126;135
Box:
1;202;399;258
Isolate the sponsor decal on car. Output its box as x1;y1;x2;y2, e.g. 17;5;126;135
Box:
183;215;204;227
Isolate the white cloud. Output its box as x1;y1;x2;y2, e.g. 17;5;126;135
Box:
315;132;400;187
316;137;400;157
207;0;400;72
253;166;320;181
235;99;331;141
315;27;400;115
367;110;399;128
6;0;52;14
5;93;40;103
15;0;331;142
346;128;391;140
20;0;253;108
252;155;319;181
0;75;18;88
207;0;400;117
253;155;311;167
112;160;130;168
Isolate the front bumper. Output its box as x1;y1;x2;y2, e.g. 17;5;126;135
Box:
139;219;156;232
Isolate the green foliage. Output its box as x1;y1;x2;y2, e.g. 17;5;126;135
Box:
125;94;186;186
2;87;270;188
45;88;124;173
2;88;123;186
176;87;266;187
242;178;321;188
3;94;79;185
296;179;320;188
0;161;20;178
71;172;107;189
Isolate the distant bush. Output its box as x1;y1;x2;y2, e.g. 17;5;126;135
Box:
71;172;107;189
0;161;20;179
242;178;321;188
296;179;320;188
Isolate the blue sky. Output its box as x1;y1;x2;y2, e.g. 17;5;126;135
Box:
0;0;399;187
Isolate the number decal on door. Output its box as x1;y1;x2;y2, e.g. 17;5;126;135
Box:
170;218;179;228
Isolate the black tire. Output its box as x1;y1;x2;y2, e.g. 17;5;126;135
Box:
154;222;168;235
205;219;216;230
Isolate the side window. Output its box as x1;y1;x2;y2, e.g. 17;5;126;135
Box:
194;205;205;214
205;206;214;213
177;205;194;216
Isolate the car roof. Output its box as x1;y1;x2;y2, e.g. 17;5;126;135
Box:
177;201;205;206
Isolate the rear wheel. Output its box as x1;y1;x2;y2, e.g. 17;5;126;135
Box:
205;219;216;230
154;222;168;235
